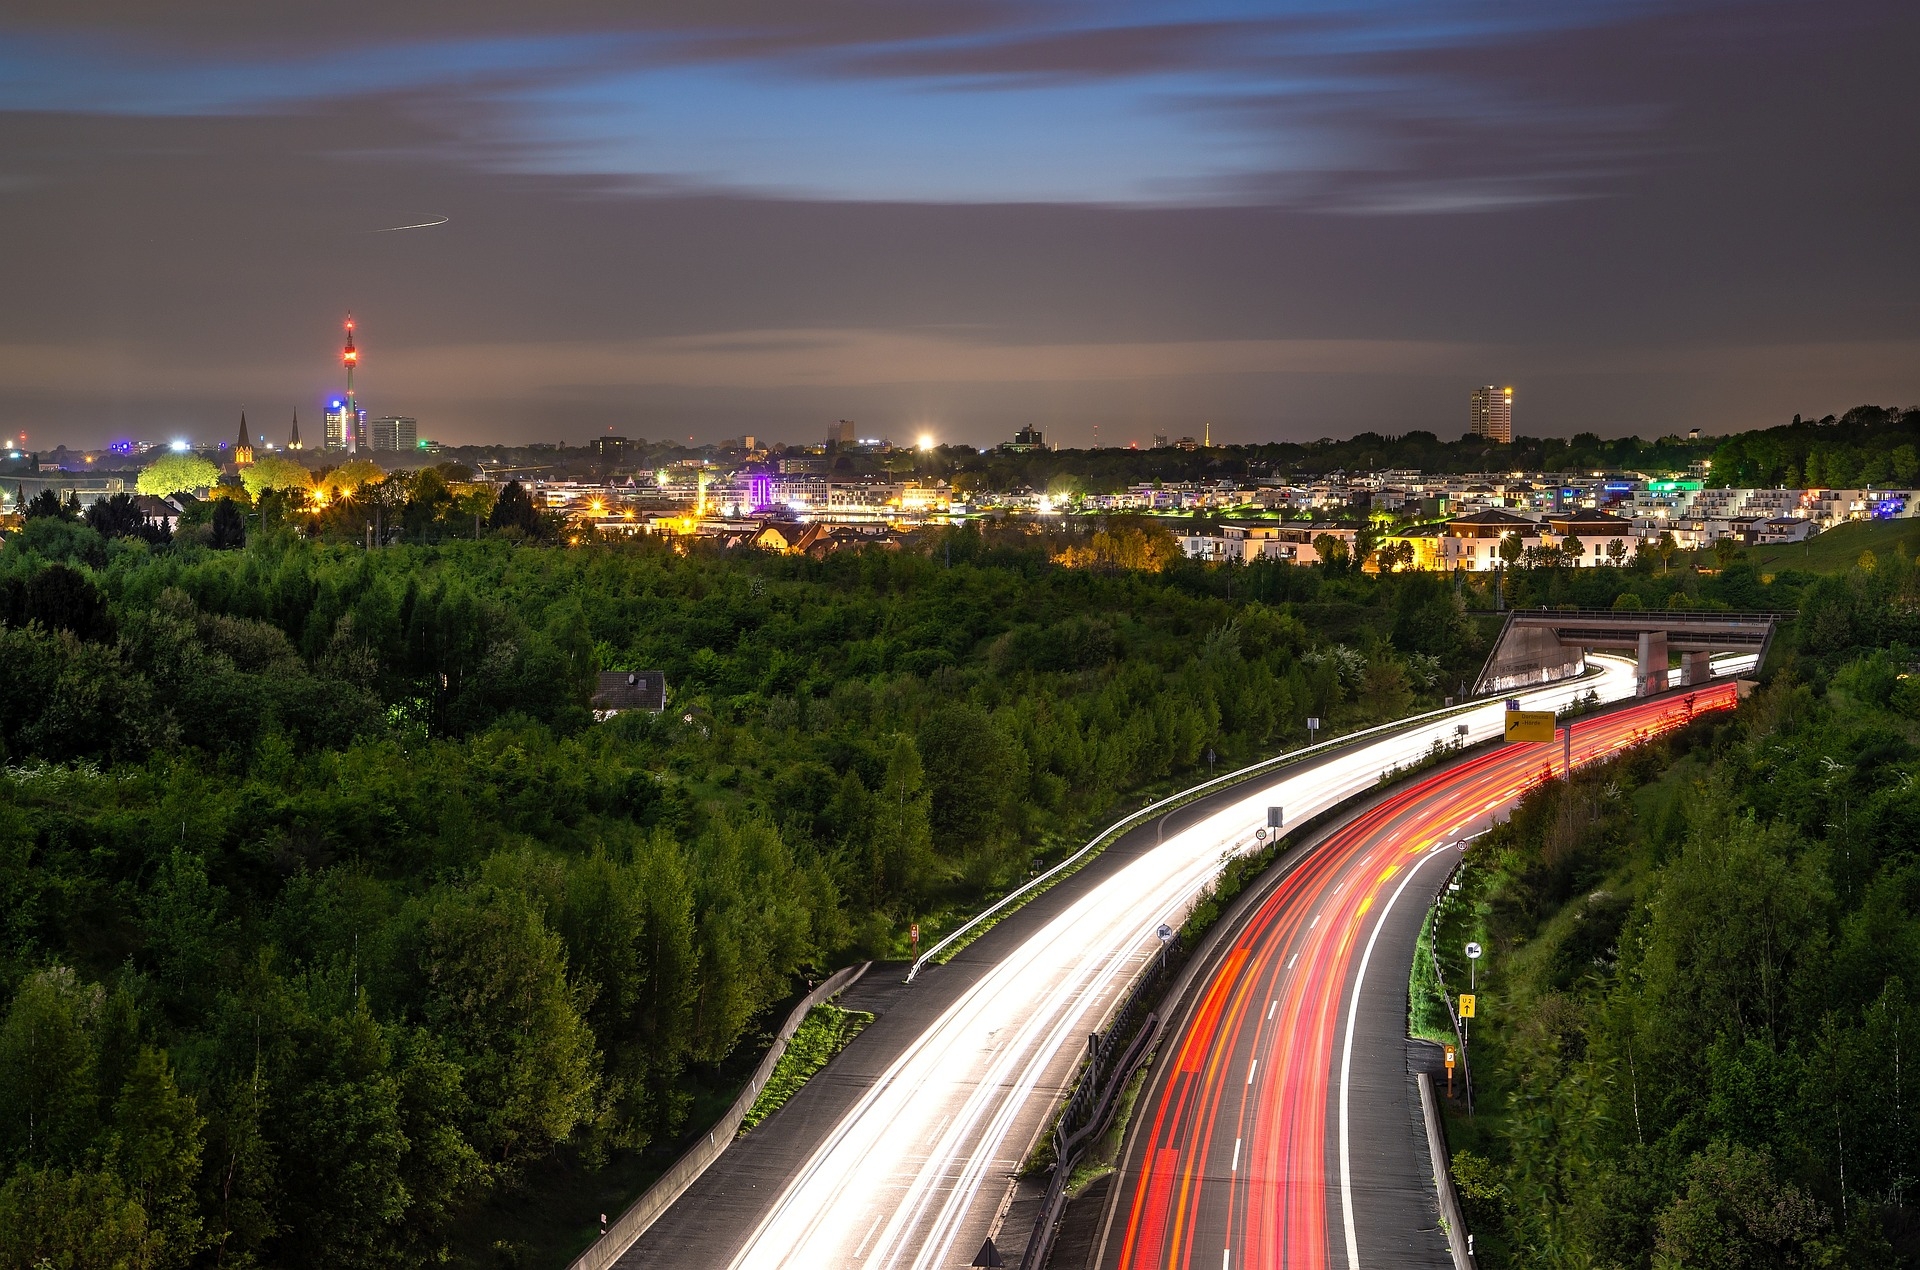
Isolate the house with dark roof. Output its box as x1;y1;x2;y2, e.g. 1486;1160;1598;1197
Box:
591;671;667;721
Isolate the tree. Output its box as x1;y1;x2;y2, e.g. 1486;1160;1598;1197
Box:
1498;532;1526;568
869;734;936;904
239;455;314;501
1605;538;1628;567
210;498;246;549
0;1166;160;1270
409;881;599;1165
1712;535;1740;569
1653;1141;1829;1269
0;966;102;1167
137;454;220;498
1560;533;1583;567
1655;530;1680;574
1311;533;1350;572
316;459;385;499
917;703;1018;856
84;492;169;544
24;564;115;642
23;488;77;521
487;480;545;537
108;1046;205;1264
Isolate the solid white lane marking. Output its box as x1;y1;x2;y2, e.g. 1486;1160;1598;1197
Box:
1232;1138;1241;1170
1339;847;1449;1270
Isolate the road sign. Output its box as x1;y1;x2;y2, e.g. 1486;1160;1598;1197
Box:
1465;941;1483;960
1155;923;1176;945
1255;828;1268;841
1458;994;1477;1019
1504;710;1556;743
1444;1046;1456;1067
1267;806;1284;828
971;1237;1005;1268
910;923;919;946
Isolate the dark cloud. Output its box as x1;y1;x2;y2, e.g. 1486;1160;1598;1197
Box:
0;0;1913;448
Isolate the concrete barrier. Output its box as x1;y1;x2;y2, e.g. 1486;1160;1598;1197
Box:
1418;1070;1477;1270
566;960;872;1270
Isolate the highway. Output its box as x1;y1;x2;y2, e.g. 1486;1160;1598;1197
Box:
705;656;1658;1270
1095;683;1740;1270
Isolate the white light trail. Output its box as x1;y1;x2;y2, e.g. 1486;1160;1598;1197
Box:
727;658;1641;1268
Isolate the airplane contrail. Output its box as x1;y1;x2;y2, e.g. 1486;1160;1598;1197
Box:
373;216;449;232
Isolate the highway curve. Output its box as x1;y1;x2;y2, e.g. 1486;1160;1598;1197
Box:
1094;684;1739;1270
637;663;1648;1270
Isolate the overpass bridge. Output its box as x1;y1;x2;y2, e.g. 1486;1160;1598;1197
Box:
1474;608;1785;698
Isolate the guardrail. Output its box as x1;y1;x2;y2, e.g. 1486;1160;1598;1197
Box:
1018;951;1171;1270
902;672;1611;983
565;960;871;1270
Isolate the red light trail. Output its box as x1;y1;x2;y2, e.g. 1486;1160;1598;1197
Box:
1106;684;1737;1270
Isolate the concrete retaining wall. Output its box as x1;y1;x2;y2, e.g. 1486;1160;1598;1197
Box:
566;960;871;1270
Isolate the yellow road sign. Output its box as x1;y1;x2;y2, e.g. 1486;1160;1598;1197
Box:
1504;710;1556;743
1458;994;1477;1019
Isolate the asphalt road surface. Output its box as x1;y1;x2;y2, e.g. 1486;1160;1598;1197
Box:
1093;682;1740;1270
619;657;1655;1270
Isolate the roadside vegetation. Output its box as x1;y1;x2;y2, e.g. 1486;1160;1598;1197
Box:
1432;547;1920;1267
737;1003;874;1135
0;516;1512;1268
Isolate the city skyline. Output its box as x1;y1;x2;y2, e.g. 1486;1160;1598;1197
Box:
0;0;1914;449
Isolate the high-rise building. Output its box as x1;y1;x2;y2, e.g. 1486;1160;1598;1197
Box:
369;417;417;452
323;398;365;451
1000;426;1046;453
828;420;857;447
590;435;629;461
1471;386;1514;444
288;409;302;451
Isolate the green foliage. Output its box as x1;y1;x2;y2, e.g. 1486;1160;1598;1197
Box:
239;456;313;501
138;455;221;498
1436;550;1920;1267
738;1003;874;1134
0;521;1498;1265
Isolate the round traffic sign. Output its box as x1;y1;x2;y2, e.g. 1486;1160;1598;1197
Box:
1465;941;1483;960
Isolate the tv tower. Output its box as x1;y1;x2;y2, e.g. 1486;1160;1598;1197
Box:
342;313;361;453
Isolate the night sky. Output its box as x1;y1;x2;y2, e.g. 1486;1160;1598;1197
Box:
1;0;1914;450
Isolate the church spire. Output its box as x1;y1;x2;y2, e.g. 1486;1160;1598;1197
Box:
289;409;302;451
233;411;254;466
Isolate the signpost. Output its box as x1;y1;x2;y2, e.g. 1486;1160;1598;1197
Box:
909;923;919;955
1306;717;1321;744
1458;993;1476;1018
1503;710;1556;743
1444;1045;1456;1097
1267;806;1284;829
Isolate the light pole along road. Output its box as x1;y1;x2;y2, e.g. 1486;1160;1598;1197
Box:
1095;682;1740;1270
683;658;1655;1270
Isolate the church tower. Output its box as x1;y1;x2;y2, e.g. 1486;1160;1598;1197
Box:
288;409;302;451
233;412;254;466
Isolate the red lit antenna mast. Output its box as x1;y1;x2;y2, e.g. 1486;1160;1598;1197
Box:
342;314;360;452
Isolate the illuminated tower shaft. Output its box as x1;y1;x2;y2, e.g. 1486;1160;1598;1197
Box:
343;314;361;453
